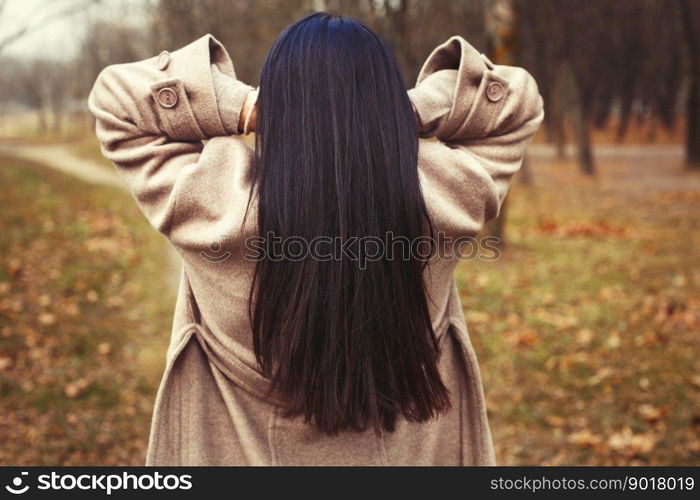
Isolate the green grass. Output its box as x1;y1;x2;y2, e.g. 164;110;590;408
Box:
0;140;698;465
460;156;700;465
0;156;173;465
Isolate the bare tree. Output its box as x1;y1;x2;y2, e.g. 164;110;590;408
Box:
680;0;700;169
12;59;52;132
46;61;73;133
514;0;685;176
150;0;487;87
75;19;150;98
0;0;100;53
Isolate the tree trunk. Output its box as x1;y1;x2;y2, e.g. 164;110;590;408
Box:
549;73;567;159
686;74;700;168
552;112;567;160
571;102;595;175
544;100;566;158
36;108;48;133
483;0;517;245
518;154;533;185
484;197;509;248
562;63;596;176
680;0;700;169
52;108;63;136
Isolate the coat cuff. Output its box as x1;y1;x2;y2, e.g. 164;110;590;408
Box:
211;65;255;135
408;70;457;137
150;34;252;140
412;36;508;141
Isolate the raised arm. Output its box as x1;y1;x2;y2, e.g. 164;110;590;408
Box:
88;34;255;242
408;36;544;236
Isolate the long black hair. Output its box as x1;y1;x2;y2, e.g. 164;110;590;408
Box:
250;12;449;435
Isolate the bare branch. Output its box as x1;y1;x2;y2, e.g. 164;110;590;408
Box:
0;0;99;53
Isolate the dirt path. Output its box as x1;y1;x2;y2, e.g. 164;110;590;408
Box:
0;142;124;189
527;142;684;160
527;142;700;195
2;140;684;185
0;141;182;288
1;139;694;285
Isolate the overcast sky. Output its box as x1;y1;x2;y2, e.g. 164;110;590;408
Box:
0;0;142;59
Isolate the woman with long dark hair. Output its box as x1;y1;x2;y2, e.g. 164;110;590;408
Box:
89;12;543;465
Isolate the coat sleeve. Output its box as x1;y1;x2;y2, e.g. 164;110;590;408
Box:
88;34;255;241
408;36;544;237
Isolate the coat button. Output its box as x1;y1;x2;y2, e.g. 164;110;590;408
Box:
157;50;170;70
157;87;178;108
486;81;504;102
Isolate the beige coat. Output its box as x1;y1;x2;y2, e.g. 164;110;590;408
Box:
89;34;543;466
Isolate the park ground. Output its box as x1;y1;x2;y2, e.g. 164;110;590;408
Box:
0;134;698;465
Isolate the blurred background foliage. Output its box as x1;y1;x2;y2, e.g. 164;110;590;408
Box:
0;0;698;465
